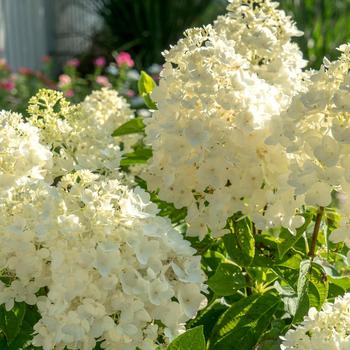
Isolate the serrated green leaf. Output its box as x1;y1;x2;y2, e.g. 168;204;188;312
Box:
112;117;145;137
168;326;205;350
274;281;298;316
277;215;312;258
209;293;281;350
276;254;303;270
293;260;311;323
308;263;328;310
208;263;247;296
223;217;255;266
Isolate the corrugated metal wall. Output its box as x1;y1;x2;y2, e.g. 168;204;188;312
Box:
0;0;47;70
51;0;102;65
0;0;102;71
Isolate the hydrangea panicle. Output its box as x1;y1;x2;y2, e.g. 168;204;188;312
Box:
144;0;306;238
27;88;139;178
268;44;350;254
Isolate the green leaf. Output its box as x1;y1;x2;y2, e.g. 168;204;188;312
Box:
112;117;145;137
0;303;26;345
277;215;312;258
120;145;152;166
138;71;156;94
329;276;350;290
202;250;228;272
138;71;157;109
308;263;328;310
328;282;346;299
0;304;41;349
167;326;205;350
188;300;228;339
276;261;328;319
223;216;255;266
209;293;281;350
143;95;157;110
274;281;298;317
276;254;303;270
293;260;311;323
208;263;247;296
256;319;286;350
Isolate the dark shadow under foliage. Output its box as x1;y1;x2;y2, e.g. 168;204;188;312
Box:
95;0;226;68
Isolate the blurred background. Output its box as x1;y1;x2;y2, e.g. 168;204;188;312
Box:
0;0;227;70
0;0;349;113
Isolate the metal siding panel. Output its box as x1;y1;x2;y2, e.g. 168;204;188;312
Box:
3;0;48;70
0;0;5;58
1;0;102;70
54;0;102;62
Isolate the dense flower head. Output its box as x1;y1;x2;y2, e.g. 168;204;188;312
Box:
217;0;305;96
268;44;350;252
144;0;306;238
0;172;205;350
80;88;141;152
0;91;206;350
27;88;138;178
0;111;52;188
281;293;350;349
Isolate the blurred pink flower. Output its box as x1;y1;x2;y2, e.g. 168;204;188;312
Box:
58;74;71;87
66;58;80;68
94;56;106;67
0;79;15;91
41;55;51;63
126;89;135;97
64;89;74;97
115;52;134;68
96;75;111;87
18;67;33;75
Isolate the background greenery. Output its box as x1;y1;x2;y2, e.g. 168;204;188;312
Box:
280;0;350;68
92;0;227;68
90;0;350;70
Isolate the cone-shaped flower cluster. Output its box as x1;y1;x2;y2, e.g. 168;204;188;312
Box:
144;0;306;237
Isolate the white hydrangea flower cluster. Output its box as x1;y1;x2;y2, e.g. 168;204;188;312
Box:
0;172;205;350
144;0;306;238
28;88;138;178
0;111;52;188
281;293;350;349
0;91;206;350
268;45;350;249
81;88;140;153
